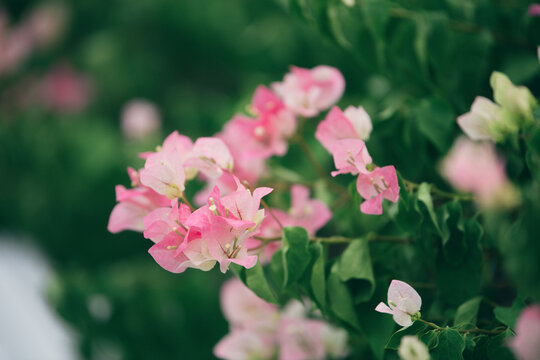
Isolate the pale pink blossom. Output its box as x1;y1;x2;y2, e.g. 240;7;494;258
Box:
285;185;331;235
220;278;279;332
441;137;520;208
528;4;540;16
139;131;193;199
214;330;276;360
38;64;92;113
222;115;289;159
457;96;505;142
246;185;331;262
509;305;540;360
121;100;161;140
375;280;422;327
184;137;234;178
330;138;373;177
25;2;67;48
316;106;372;152
252;85;297;138
272;65;345;117
356;166;400;215
143;198;191;243
278;317;326;360
107;169;170;233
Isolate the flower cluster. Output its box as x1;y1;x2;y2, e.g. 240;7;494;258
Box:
109;65;343;273
458;72;537;143
441;71;536;209
316;107;399;215
214;278;349;360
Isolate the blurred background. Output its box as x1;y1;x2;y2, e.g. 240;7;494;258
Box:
0;0;538;359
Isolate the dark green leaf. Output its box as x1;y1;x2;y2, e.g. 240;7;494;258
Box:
413;97;455;153
336;238;375;302
494;297;526;330
385;321;428;350
431;328;465;360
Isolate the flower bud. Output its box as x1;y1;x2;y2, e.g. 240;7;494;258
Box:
490;72;537;125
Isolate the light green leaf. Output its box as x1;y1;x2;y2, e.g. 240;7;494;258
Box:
327;263;361;330
417;182;443;237
454;297;482;327
281;226;311;288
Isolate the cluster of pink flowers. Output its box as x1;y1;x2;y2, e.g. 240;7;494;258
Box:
109;65;344;272
214;278;349;360
0;3;66;77
316;107;399;215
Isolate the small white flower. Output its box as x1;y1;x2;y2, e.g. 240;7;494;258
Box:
398;336;430;360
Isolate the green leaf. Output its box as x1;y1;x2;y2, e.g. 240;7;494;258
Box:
417;182;443;237
413;97;455;153
245;261;279;305
385;321;428;350
486;329;516;360
438;200;466;264
431;328;465;360
336;238;375;302
327;263;361;330
281;226;311;288
308;242;326;310
454;297;482;327
230;262;279;305
435;219;483;305
494;297;526;330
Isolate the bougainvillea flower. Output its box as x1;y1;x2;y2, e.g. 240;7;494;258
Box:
490;71;537;123
107;168;171;234
222;115;289;159
398;336;430;360
375;280;422;327
246;185;331;262
457;96;506;142
278;317;326;360
286;185;331;236
220;278;279;332
183;180;272;273
278;300;349;360
441;137;520;208
184;137;234;179
121;99;161;140
272;65;345;117
252;85;297;138
330;138;373;176
529;4;540;16
140;131;193;199
316;106;372;152
509;305;540;360
214;330;276;360
356;166;399;215
143;198;191;243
